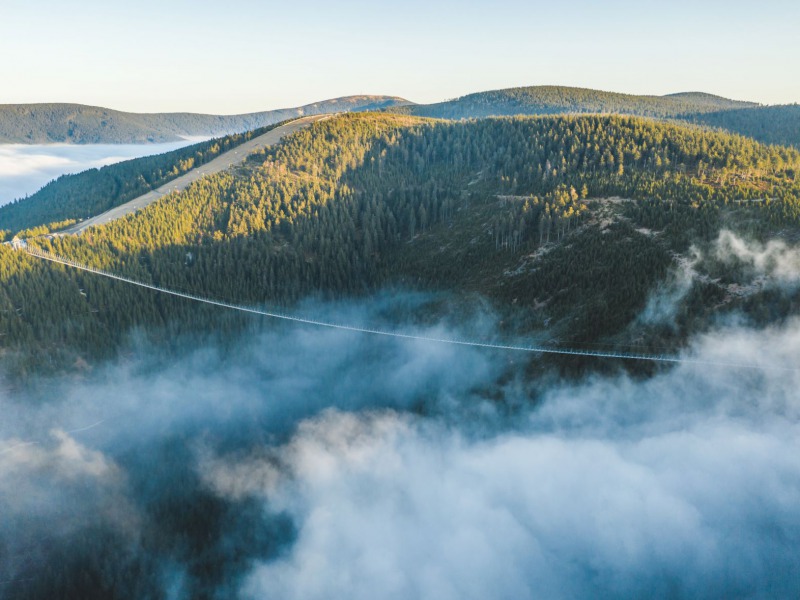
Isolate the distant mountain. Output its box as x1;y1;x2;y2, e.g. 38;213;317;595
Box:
6;86;796;149
390;86;757;120
0;95;410;144
691;104;800;148
388;86;800;147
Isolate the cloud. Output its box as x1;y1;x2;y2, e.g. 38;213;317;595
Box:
715;229;800;284
637;229;800;328
215;405;800;600
204;320;800;600
0;427;139;593
637;246;701;326
0;427;134;527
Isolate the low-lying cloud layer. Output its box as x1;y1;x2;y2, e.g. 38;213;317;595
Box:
206;320;800;600
2;300;800;599
0;140;198;206
0;301;502;598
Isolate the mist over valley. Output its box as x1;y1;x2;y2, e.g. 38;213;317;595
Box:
2;4;800;595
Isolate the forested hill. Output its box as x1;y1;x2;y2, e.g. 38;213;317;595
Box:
2;113;800;379
388;86;800;148
691;104;800;148
0;95;408;144
391;86;756;119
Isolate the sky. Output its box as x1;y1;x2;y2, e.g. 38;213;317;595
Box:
1;0;799;113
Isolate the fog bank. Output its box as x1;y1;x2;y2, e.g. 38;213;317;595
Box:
2;303;800;599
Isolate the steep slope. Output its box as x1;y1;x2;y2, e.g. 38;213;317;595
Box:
59;116;328;235
0;124;289;236
3;113;799;380
0;95;409;144
392;86;756;119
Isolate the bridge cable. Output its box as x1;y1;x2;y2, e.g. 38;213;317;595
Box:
22;246;794;373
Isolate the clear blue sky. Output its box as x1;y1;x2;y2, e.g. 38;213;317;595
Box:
2;0;798;113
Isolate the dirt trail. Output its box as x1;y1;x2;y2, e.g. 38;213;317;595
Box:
60;115;329;235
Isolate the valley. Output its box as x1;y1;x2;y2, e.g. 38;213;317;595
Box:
4;0;800;593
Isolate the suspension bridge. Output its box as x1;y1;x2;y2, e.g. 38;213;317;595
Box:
17;243;791;372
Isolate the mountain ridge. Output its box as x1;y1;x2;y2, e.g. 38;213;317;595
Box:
389;85;758;120
384;85;800;147
0;95;410;144
5;85;796;147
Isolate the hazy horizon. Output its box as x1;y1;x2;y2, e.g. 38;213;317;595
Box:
0;84;787;117
2;0;798;114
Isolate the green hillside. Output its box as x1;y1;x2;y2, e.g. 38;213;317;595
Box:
0;96;408;144
0;124;287;236
2;113;799;380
